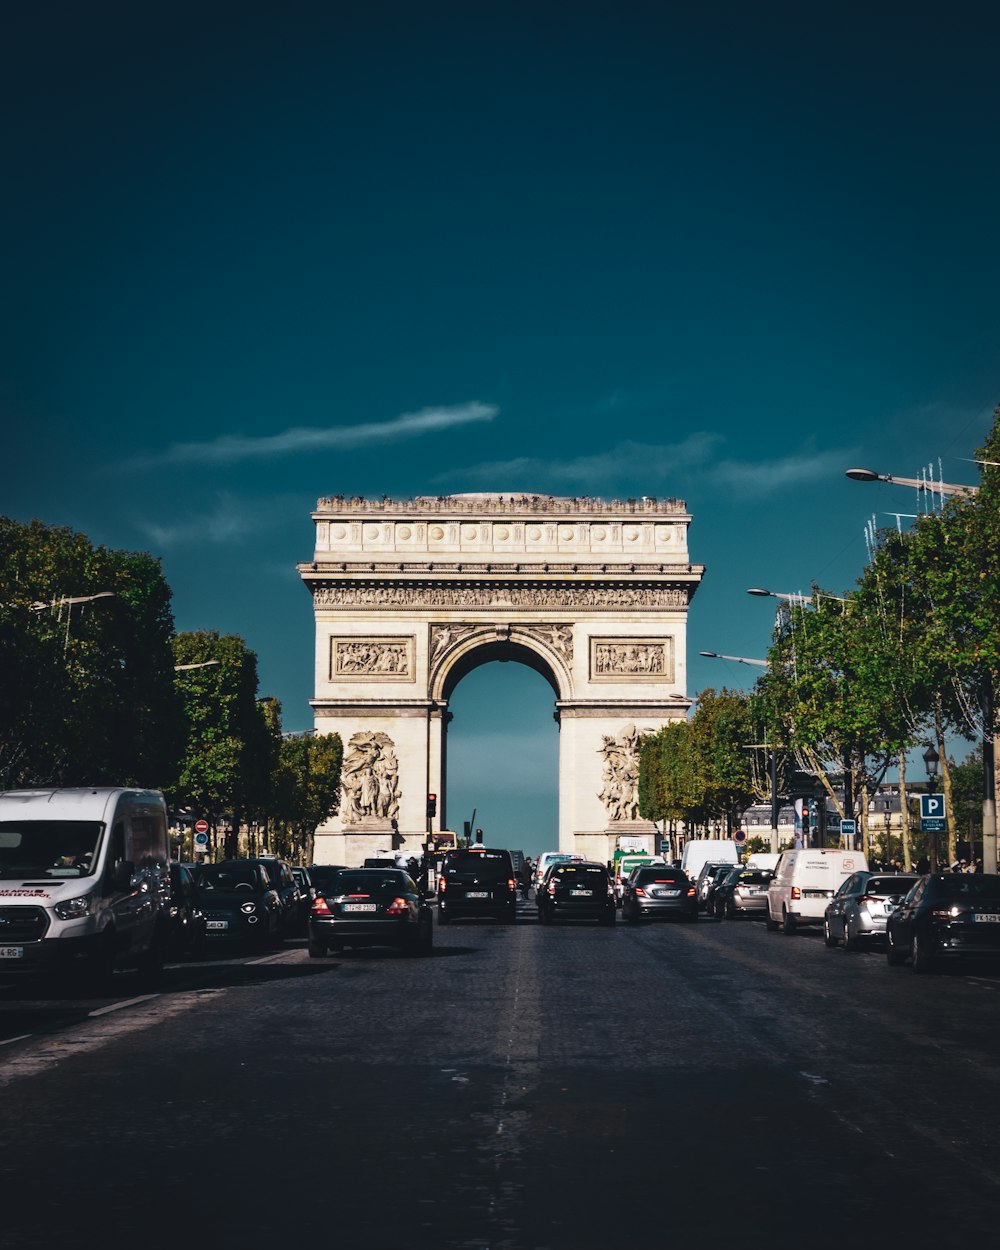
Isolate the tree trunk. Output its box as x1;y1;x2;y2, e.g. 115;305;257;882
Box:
898;749;912;871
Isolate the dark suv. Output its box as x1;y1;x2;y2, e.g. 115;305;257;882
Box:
438;848;517;924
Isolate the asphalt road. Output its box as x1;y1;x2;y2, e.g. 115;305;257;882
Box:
2;900;1000;1249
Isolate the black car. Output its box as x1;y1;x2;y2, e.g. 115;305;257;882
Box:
537;861;615;926
621;865;697;923
886;873;1000;972
437;848;517;924
167;862;207;959
249;856;302;936
308;864;349;898
308;868;432;957
193;860;285;948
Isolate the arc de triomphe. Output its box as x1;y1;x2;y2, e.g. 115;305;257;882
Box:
298;493;704;864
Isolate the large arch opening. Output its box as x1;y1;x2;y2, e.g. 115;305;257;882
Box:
444;655;560;861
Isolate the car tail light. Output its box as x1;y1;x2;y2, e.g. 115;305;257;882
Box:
311;896;332;915
385;897;408;915
932;905;964;919
634;887;646;897
791;886;802;900
508;878;516;891
439;878;447;892
547;881;556;895
687;887;696;897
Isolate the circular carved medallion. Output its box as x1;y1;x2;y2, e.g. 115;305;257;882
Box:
430;526;444;540
397;526;412;540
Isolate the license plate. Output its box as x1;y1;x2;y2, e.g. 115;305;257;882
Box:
206;920;228;930
570;889;593;897
465;891;489;899
343;903;377;912
0;946;24;959
745;887;761;894
973;913;1000;923
654;889;680;898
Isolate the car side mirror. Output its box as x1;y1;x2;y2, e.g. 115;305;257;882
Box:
112;859;135;891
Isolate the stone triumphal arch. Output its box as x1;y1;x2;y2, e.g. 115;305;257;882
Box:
298;493;704;865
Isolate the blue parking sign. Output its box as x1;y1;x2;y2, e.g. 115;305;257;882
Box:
920;793;945;820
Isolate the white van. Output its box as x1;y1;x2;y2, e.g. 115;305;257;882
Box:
766;847;869;934
680;839;739;883
0;788;171;985
746;852;780;873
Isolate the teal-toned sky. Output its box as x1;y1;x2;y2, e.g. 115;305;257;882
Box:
4;2;998;855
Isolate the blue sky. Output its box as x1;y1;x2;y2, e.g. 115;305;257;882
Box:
4;2;999;855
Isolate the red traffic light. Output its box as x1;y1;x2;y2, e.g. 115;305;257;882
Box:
426;793;437;818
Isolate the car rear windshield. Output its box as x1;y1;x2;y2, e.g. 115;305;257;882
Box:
309;866;347;891
333;871;407;897
634;868;684;884
444;852;512;881
733;871;770;885
552;864;607;881
932;875;1000;901
866;876;918;896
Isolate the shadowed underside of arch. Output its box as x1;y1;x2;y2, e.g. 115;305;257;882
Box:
435;636;566;704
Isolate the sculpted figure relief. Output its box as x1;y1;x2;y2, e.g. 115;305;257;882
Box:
314;585;687;609
598;723;642;822
341;731;401;824
595;641;666;675
335;640;410;676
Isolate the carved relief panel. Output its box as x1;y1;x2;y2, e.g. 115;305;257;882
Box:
330;636;415;681
590;637;674;681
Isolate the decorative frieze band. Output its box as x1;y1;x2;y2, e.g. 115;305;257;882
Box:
313;583;690;610
429;622;574;666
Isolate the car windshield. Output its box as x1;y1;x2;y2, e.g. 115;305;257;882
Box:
0;820;103;879
931;875;1000;901
733;871;770;886
333;871;407;897
444;852;511;881
195;865;262;891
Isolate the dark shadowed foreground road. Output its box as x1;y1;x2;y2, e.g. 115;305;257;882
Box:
3;903;1000;1249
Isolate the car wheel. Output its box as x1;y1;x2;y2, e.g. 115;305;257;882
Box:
308;937;327;958
782;907;796;935
437;909;449;925
912;930;935;974
886;929;906;966
725;900;735;920
599;908;615;927
504;906;517;924
540;905;553;925
823;918;838;948
136;927;166;988
765;910;780;932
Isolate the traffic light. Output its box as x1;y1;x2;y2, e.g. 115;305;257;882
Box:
223;829;237;858
475;827;483;843
426;793;437;819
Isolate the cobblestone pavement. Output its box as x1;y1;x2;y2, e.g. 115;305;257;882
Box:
3;898;1000;1248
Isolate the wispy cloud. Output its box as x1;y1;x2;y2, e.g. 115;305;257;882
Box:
126;402;499;468
440;434;852;498
133;491;295;550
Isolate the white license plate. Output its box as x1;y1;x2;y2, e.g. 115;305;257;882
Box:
570;889;593;897
343;903;377;912
973;913;1000;923
465;891;489;899
206;920;229;930
0;946;24;959
655;889;681;897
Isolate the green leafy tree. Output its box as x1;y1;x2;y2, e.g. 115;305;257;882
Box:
271;731;343;862
0;517;182;787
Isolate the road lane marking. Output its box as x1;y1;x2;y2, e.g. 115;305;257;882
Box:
88;994;160;1017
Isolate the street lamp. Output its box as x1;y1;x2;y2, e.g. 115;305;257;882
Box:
173;660;221;671
923;744;941;869
747;587;847;605
845;466;977;499
699;650;767;668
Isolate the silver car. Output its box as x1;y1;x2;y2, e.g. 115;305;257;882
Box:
824;872;920;950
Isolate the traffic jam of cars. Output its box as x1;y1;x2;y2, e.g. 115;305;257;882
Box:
2;786;997;984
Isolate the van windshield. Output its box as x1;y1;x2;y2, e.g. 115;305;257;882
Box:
0;820;103;879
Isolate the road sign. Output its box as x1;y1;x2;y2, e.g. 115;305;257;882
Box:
840;819;856;836
194;832;209;848
920;794;945;820
194;818;209;835
733;829;747;843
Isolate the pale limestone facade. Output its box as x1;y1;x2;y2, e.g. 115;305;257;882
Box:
298;493;704;865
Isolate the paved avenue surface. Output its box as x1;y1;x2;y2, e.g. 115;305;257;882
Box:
2;900;1000;1249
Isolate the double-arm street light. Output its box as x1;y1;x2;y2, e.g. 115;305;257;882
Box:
699;650;766;668
747;587;847;605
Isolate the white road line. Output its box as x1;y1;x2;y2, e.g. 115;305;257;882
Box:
0;1034;32;1047
88;993;160;1018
